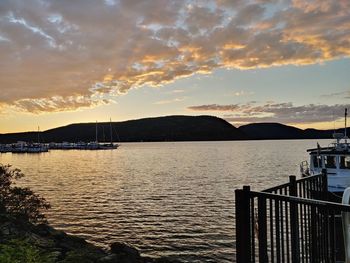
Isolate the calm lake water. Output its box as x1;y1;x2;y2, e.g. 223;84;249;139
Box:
0;140;331;262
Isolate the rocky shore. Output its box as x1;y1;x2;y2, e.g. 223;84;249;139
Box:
0;213;180;263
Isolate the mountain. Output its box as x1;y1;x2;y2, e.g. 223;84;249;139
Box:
239;122;349;140
1;117;348;143
0;115;247;143
238;123;304;139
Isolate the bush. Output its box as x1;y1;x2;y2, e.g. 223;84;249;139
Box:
0;239;55;263
0;164;50;224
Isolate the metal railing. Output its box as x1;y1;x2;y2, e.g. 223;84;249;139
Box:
235;171;349;263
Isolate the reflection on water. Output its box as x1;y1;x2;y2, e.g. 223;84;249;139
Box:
0;140;329;262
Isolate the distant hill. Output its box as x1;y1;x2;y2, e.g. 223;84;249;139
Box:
0;115;247;143
239;122;349;140
1;117;348;143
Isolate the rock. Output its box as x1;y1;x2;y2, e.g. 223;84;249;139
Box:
153;258;182;263
0;214;183;263
48;250;63;261
0;224;10;235
98;254;119;262
110;242;141;262
26;232;56;248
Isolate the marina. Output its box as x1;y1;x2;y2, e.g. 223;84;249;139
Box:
0;141;119;153
0;120;119;153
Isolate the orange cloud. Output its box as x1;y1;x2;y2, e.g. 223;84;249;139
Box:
0;0;349;113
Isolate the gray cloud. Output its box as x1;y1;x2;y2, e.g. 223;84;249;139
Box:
188;102;350;124
188;104;241;111
0;0;349;113
320;91;350;99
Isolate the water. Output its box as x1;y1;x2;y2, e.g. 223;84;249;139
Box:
0;140;330;262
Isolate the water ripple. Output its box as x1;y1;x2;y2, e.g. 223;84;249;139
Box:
0;140;328;262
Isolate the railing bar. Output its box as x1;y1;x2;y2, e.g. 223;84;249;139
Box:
307;202;311;263
319;207;323;262
307;179;311;199
311;205;317;263
299;202;304;263
284;187;290;263
263;173;324;194
306;203;310;263
305;203;309;263
317;207;321;263
270;198;275;263
323;208;328;261
301;202;306;263
329;210;335;263
296;173;324;183
281;198;285;262
258;196;268;262
323;209;327;261
247;191;350;212
323;208;327;261
264;182;292;193
325;208;330;262
251;198;256;262
275;200;281;262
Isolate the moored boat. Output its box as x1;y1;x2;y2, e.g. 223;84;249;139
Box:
301;109;350;199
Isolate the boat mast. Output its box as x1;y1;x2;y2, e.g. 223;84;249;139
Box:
110;118;113;144
345;108;348;142
95;121;98;143
37;126;40;143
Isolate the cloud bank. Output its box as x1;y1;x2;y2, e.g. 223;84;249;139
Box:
188;102;350;125
0;0;349;113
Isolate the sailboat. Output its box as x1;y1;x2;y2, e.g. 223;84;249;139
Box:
87;119;119;150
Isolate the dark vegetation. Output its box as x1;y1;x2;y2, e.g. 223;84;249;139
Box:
239;123;350;140
0;115;348;143
0;164;50;224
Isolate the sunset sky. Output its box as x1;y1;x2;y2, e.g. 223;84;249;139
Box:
0;0;349;133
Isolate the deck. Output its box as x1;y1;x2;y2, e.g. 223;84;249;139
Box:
235;170;350;263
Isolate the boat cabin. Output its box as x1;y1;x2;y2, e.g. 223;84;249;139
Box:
302;133;350;193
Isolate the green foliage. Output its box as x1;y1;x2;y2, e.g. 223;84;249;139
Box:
57;250;95;263
0;239;55;263
0;164;50;224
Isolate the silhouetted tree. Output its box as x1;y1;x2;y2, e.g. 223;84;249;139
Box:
0;164;50;223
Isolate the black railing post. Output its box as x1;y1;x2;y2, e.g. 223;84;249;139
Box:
235;186;252;263
321;169;328;201
258;196;268;262
289;175;300;263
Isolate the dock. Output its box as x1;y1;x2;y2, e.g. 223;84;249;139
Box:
235;170;349;262
0;141;119;153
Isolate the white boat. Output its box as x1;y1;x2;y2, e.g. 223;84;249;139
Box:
301;109;350;195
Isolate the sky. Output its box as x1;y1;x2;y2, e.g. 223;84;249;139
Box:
0;0;349;133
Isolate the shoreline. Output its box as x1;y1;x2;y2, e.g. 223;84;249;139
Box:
0;213;180;263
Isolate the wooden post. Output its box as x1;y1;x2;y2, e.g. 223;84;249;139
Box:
289;175;300;263
235;186;251;263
